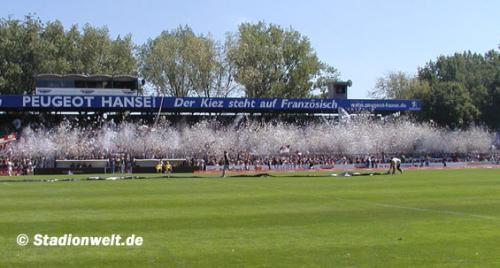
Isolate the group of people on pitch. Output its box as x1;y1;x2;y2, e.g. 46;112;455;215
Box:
221;151;403;176
155;160;173;176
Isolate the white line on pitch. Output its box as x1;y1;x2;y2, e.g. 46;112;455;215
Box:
334;197;498;220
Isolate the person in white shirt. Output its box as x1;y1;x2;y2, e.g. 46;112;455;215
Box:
388;157;403;174
7;160;13;176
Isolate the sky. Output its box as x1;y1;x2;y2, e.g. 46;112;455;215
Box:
2;0;499;98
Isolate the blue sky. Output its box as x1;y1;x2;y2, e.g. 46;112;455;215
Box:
2;0;499;98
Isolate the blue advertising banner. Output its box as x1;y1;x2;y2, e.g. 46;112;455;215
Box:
0;95;421;112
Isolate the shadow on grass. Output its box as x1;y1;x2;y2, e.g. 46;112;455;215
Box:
0;171;388;183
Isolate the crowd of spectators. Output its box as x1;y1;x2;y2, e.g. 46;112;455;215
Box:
1;141;498;176
194;149;499;172
0;114;498;175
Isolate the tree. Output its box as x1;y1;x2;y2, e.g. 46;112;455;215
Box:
228;21;322;98
0;15;44;94
0;15;137;95
186;32;217;97
210;33;240;97
140;26;239;97
79;24;136;75
416;82;479;129
376;50;500;129
311;63;340;98
369;71;414;99
417;50;500;129
141;26;215;97
107;34;136;75
39;20;72;74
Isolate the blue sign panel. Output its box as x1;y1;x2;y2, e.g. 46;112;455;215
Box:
0;95;421;112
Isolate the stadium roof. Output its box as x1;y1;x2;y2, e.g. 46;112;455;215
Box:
35;74;137;81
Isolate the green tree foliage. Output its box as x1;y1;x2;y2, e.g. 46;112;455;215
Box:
311;63;340;98
228;22;322;98
416;82;479;129
79;25;135;74
1;15;339;99
0;15;44;94
376;50;499;129
0;15;137;94
369;71;414;99
139;25;237;97
211;33;240;97
416;50;500;129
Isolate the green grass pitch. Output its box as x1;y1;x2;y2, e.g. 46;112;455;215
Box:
1;168;499;267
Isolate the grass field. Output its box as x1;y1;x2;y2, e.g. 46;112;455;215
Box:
1;168;499;267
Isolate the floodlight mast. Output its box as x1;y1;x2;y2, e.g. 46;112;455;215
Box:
153;90;165;130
